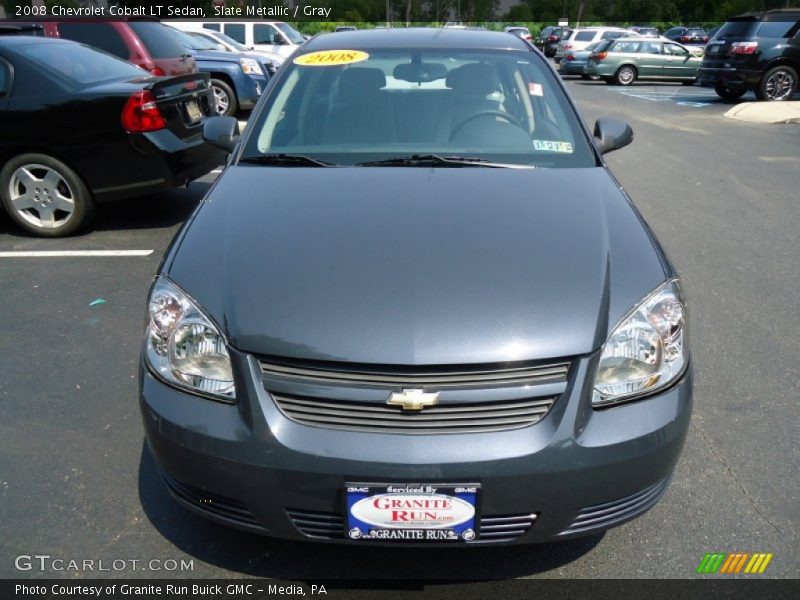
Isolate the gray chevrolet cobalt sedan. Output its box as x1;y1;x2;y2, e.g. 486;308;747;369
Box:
140;28;692;545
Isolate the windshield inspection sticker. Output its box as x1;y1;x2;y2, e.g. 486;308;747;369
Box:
294;50;370;67
533;140;574;153
529;82;544;96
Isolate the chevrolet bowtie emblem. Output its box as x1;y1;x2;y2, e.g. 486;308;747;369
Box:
387;389;439;411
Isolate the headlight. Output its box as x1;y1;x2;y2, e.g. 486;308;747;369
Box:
240;58;263;76
592;278;687;407
145;277;235;402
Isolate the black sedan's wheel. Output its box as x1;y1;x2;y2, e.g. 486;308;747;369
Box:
0;154;93;237
714;83;747;101
210;79;239;116
615;66;637;86
756;66;798;101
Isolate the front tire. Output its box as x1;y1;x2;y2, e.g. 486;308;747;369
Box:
210;79;239;116
0;153;93;237
755;66;798;101
714;83;747;101
615;66;637;86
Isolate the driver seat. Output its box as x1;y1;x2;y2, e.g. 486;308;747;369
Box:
436;63;503;142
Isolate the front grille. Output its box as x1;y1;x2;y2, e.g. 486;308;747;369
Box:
286;509;345;540
477;513;537;542
273;394;556;434
161;471;262;529
286;508;536;542
260;357;570;389
559;478;669;536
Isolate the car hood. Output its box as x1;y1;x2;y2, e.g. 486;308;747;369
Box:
165;166;670;365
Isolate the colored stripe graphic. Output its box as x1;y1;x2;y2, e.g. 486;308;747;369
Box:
698;552;773;574
697;553;726;574
744;553;773;574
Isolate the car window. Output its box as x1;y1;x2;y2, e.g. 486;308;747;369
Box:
664;44;688;56
223;24;246;44
756;21;796;38
172;29;217;52
9;41;146;91
640;42;663;54
601;31;624;40
574;31;596;42
274;22;305;44
203;23;221;32
128;22;185;59
247;48;595;169
715;20;757;38
57;23;128;59
612;41;641;53
254;24;279;45
686;29;706;36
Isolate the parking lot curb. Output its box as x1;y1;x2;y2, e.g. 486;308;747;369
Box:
724;101;800;124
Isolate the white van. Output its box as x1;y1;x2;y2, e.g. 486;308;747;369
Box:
555;27;638;63
170;21;305;57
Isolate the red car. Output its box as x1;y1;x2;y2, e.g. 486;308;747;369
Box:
11;19;196;76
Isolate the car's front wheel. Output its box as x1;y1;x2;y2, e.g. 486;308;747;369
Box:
0;154;93;237
615;65;637;86
714;83;747;101
210;79;239;116
756;66;798;101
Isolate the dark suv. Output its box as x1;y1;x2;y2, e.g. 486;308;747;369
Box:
534;26;570;57
698;9;800;101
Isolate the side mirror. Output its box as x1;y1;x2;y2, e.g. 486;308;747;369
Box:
593;118;633;154
203;116;240;153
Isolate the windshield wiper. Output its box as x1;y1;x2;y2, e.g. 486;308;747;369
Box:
356;154;535;169
239;153;337;167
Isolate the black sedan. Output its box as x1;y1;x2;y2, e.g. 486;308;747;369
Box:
0;35;225;236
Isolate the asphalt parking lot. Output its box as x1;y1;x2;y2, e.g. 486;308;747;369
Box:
1;77;798;581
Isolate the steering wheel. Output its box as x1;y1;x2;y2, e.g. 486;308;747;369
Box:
450;110;527;141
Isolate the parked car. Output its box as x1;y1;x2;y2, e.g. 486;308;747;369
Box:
630;27;660;38
664;27;709;45
587;38;702;86
0;35;223;236
559;41;604;78
141;28;691;545
18;19;197;76
556;27;636;63
534;25;569;57
698;8;800;101
503;26;532;43
170;20;304;57
167;27;270;116
187;28;284;68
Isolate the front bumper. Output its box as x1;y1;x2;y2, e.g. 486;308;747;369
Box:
140;350;692;545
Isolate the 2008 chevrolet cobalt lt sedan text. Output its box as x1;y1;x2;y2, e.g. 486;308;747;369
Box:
140;28;692;545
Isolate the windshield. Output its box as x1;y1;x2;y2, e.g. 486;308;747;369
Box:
275;22;305;44
12;41;147;88
213;31;250;52
171;29;216;51
243;47;595;168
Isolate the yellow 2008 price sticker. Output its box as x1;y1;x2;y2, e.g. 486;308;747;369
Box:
294;50;370;67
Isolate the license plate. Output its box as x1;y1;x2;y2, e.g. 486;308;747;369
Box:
346;483;479;542
185;99;202;124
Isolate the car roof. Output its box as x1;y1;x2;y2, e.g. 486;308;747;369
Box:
303;28;530;51
0;34;74;48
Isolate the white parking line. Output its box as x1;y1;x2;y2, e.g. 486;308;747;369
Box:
0;250;154;258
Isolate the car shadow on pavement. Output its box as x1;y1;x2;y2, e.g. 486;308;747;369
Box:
138;443;603;581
